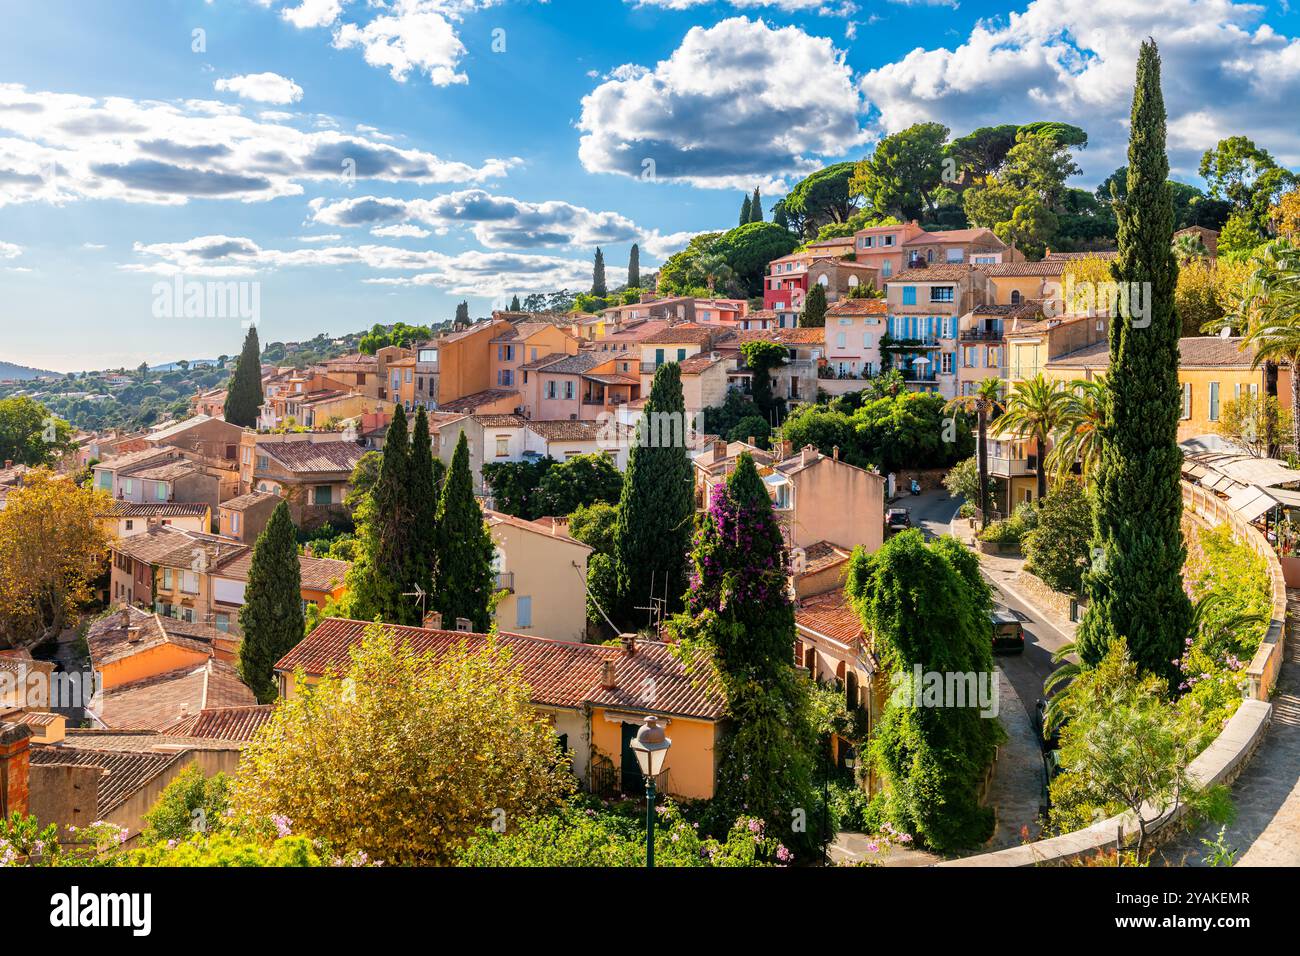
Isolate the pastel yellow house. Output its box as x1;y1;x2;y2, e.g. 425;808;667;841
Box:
485;510;593;643
275;619;728;800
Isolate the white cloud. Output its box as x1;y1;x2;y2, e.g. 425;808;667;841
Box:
82;242;106;250
309;189;644;248
578;17;869;189
0;83;518;207
371;223;431;238
858;0;1300;181
281;0;346;29
327;0;504;86
0;241;21;259
126;233;611;297
297;233;344;242
632;0;854;10
214;72;305;105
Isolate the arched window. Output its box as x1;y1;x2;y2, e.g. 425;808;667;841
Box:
817;274;829;287
1011;290;1022;305
848;275;859;288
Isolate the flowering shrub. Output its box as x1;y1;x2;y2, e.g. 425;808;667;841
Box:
0;813;135;867
456;801;790;867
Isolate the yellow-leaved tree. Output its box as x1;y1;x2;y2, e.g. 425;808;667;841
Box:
0;469;112;648
231;623;574;865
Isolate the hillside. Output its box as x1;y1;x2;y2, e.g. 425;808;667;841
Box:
0;359;59;381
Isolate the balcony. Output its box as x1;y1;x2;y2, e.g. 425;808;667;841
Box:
494;571;514;592
987;455;1037;478
882;337;941;350
960;329;1003;342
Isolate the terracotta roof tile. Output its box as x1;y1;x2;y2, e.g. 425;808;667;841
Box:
826;299;888;317
161;704;274;741
29;747;190;814
95;659;255;731
99;501;211;519
440;389;520;413
796;590;864;647
260;439;367;474
524;420;605;442
276;619;725;720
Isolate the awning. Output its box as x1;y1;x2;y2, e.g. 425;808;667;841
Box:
1225;485;1280;522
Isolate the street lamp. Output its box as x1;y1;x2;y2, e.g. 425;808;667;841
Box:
630;715;672;868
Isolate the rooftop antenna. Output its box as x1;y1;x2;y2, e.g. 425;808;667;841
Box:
401;582;428;621
632;571;668;640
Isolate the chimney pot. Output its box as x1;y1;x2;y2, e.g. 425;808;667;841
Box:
747;435;755;447
621;632;637;655
712;439;727;463
833;445;840;461
119;606;131;630
424;611;443;630
780;439;793;459
600;658;618;689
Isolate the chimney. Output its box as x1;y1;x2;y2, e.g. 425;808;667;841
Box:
600;659;618;689
802;444;817;467
2;460;10;469
833;445;840;462
0;722;32;819
747;435;755;447
712;439;727;463
779;439;793;460
119;606;131;630
621;632;637;655
455;617;472;633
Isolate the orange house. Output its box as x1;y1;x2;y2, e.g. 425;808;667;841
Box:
275;618;727;800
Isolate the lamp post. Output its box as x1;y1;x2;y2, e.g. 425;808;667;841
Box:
630;715;672;868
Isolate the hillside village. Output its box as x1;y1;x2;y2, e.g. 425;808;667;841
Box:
1;35;1299;880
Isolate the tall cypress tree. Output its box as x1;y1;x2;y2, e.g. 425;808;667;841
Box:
614;362;695;627
237;501;304;703
454;301;470;327
750;186;763;223
1077;40;1190;681
627;244;640;290
350;404;413;623
591;247;607;298
774;203;790;231
739;194;752;227
684;453;813;848
223;326;263;427
801;282;828;328
407;406;439;608
509;294;521;311
431;432;496;632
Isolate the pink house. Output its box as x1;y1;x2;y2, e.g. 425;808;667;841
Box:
823;299;888;391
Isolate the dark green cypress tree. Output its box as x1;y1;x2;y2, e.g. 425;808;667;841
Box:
237;501;304;703
750;186;763;223
627;244;640;289
431;432;496;632
613;362;695;626
223;326;263;427
773;203;790;231
801;282;828;328
509;294;521;311
591;247;607;298
1077;40;1190;682
407;406;438;606
352;404;412;623
739;194;752;227
454;301;470;327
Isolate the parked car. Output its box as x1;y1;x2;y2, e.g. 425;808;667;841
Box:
886;508;911;531
989;605;1024;654
1040;748;1063;817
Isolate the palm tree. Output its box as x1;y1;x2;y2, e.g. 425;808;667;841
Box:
1172;232;1209;265
1233;240;1300;454
992;373;1065;501
945;377;1003;528
1047;378;1107;488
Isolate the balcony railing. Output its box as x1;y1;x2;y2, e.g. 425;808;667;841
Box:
494;571;514;592
960;329;1003;342
987;455;1037;477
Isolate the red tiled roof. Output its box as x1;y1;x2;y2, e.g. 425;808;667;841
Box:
87;605;215;668
218;491;278;512
260;439;367;474
640;323;733;346
276;619;726;720
796;590;864;647
29;747;190;814
440;389;520;413
162;704;274;741
213;551;350;591
888;264;980;282
99;501;211;518
735;327;825;345
524;420;605;442
826;299;888;316
96;659;257;731
904;227;999;245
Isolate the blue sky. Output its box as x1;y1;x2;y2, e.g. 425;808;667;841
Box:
2;0;1299;372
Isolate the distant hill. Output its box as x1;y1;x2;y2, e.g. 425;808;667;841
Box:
0;360;59;381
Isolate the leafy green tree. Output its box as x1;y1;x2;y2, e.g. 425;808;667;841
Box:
776;162;859;237
750;186;763;223
709;222;801;298
800;281;828;328
535;453;622;516
431;432;496;632
233;622;574;865
141;764;231;844
846;531;1003;851
1199;135;1297;244
1235;240;1300;451
0;396;74;466
1022;480;1092;594
591;247;607;298
942;456;1002;519
614;363;694;626
727;415;771;449
851;122;950;221
740;193;752;227
739;340;787;421
1078;40;1192;683
238;501;305;703
701;390;763;440
676;454;815;854
1046;378;1106;487
223;326;264;428
947;124;1021;180
482;456;556;519
773;202;791;231
627;243;640;289
567;501;617;556
1217;392;1292;458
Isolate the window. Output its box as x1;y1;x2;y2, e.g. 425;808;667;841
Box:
1182;382;1192;420
516;595;532;628
946;248;964;263
97;471;112;490
181;570;199;594
817;274;829;287
861;236;873;248
313;485;332;506
215;613;230;633
241;447;252;464
655;348;665;366
564;380;575;401
848;275;859;288
883;235;895;247
677;348;687;361
901;286;917;306
391;372;400;391
497;369;514;387
124;519;134;531
942;352;954;374
930;286;955;304
231;512;240;535
156;481;167;500
496;436;510;458
498;345;514;361
881;260;892;278
1209;381;1220;421
1010;290;1022;305
546;381;557;399
926;250;934;263
257;455;269;470
123;478;134;496
836;332;847;348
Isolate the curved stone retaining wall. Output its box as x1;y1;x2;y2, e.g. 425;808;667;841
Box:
939;481;1280;866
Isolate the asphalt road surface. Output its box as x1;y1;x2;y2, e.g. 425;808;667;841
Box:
895;488;1071;735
